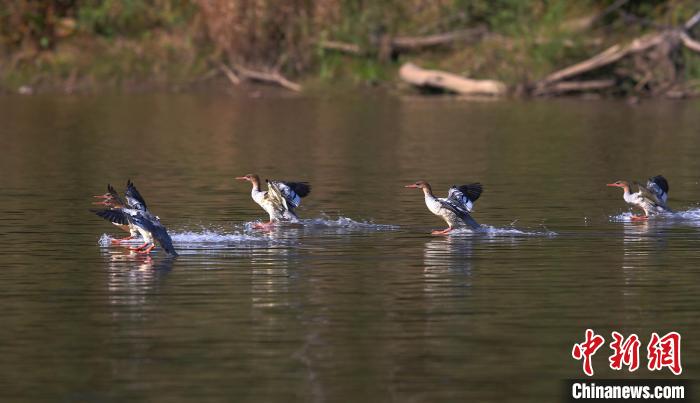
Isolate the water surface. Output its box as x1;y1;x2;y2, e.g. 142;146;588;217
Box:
1;93;699;402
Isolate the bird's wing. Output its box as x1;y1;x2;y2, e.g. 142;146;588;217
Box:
447;183;483;212
130;212;178;256
438;198;481;229
125;180;148;211
646;175;669;204
276;181;311;208
633;182;662;205
106;184;127;206
151;223;178;256
266;180;292;210
91;208;130;226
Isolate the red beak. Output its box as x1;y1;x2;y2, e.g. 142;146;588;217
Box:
235;176;248;181
404;184;419;188
606;183;620;187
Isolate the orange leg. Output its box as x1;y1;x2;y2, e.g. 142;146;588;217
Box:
137;244;155;254
111;235;135;244
630;215;649;221
253;221;274;230
128;242;149;251
431;228;453;235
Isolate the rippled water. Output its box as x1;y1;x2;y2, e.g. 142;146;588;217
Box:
1;93;699;402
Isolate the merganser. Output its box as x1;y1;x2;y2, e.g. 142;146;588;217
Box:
607;175;671;221
235;174;311;229
405;181;482;235
91;180;177;256
93;187;140;244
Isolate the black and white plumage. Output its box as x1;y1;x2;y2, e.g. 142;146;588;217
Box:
607;175;672;219
236;174;311;226
646;175;669;207
406;181;482;234
91;181;177;256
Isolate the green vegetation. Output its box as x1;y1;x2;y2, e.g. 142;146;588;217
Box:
1;0;699;94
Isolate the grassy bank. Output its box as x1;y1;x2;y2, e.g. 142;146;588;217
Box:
1;0;699;96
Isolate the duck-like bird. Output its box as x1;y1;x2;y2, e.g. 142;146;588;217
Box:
91;180;178;255
235;174;311;229
93;190;139;244
606;175;671;221
405;181;483;235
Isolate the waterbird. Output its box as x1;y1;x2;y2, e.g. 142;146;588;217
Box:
405;181;482;235
91;180;178;255
235;174;311;229
606;175;671;221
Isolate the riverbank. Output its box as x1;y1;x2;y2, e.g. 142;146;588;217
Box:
2;1;699;98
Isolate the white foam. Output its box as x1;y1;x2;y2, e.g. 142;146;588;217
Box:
610;208;700;222
300;216;399;230
98;229;272;248
447;225;557;237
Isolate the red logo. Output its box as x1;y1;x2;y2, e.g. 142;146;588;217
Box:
572;330;682;376
647;332;682;375
572;329;605;376
609;331;640;372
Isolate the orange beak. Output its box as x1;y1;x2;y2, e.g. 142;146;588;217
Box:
606;183;621;187
404;184;419;188
235;176;248;181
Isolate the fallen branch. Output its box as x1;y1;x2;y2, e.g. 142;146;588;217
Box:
539;32;669;86
219;63;241;85
219;63;301;92
399;63;506;96
681;32;700;53
319;40;364;56
684;10;700;30
319;27;487;58
540;79;616;95
236;65;302;92
391;26;487;52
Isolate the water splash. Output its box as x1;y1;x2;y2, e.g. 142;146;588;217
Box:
241;215;399;232
300;216;399;230
609;208;700;222
447;225;557;237
98;229;273;248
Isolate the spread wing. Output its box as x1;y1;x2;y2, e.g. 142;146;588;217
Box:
447;183;483;212
106;184;127;207
280;181;310;208
130;212;178;256
438;197;480;229
633;182;663;205
125;180;148;211
151;223;177;256
91;208;130;226
265;180;289;210
266;180;310;210
646;175;669;204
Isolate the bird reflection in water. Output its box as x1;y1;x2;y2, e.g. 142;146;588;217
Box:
422;237;474;297
101;249;174;308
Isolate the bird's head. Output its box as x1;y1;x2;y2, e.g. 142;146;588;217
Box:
405;180;431;191
235;174;261;188
606;180;630;189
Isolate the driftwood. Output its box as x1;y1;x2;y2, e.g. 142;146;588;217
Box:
319;40;364;56
538;32;670;87
391;27;487;51
681;32;700;53
544;80;616;94
399;63;506;96
319;26;486;58
218;63;301;92
534;10;700;97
